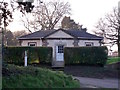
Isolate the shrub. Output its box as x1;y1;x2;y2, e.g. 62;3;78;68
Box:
64;46;108;66
4;47;52;65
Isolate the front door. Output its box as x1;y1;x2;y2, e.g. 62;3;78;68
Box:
56;45;64;61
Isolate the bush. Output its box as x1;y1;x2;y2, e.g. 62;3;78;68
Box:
4;47;52;65
64;46;108;66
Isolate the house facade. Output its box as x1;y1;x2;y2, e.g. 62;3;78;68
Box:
18;29;103;67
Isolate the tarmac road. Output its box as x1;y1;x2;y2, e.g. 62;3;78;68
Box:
73;76;119;89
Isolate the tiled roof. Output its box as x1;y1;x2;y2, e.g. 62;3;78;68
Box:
19;29;56;39
18;29;103;40
63;30;103;40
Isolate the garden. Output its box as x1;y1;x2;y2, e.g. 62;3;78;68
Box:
2;46;119;88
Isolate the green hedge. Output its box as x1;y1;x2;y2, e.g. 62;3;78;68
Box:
4;47;52;65
64;46;108;66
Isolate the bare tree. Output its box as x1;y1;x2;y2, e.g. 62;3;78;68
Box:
13;30;28;46
94;7;120;56
21;1;71;31
13;30;28;38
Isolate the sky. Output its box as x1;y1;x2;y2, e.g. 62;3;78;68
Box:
2;0;120;51
6;0;120;33
66;0;119;33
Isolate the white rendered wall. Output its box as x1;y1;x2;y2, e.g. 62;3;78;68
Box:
21;40;42;46
78;40;100;46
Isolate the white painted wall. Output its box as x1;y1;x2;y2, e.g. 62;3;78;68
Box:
21;39;100;47
21;40;42;46
47;30;73;38
78;40;100;46
47;39;74;60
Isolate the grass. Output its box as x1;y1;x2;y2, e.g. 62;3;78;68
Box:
106;57;120;64
2;64;80;88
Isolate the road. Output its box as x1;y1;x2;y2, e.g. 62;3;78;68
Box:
73;76;119;89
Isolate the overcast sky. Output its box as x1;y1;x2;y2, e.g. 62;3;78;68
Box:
66;0;119;33
6;0;119;33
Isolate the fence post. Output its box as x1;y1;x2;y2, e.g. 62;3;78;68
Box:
24;50;27;66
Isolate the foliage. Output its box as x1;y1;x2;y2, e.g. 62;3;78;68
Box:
106;57;120;64
4;47;52;65
0;29;24;46
0;2;13;27
2;64;80;88
2;30;17;46
94;7;120;56
64;46;108;66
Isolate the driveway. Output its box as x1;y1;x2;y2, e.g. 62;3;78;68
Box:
73;76;119;88
63;65;119;88
64;65;118;79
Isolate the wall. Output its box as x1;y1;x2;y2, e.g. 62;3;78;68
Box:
47;30;73;38
78;40;100;46
21;40;42;46
47;39;74;62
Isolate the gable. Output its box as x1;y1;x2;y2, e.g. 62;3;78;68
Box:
46;30;74;38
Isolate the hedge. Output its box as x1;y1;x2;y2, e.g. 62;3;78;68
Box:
64;46;108;66
4;47;52;65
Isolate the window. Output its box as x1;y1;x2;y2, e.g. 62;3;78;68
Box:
58;45;64;53
28;42;37;46
85;42;93;46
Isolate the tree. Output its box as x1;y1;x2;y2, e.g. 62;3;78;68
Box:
4;30;15;46
94;7;120;56
21;1;71;31
0;0;36;45
13;30;28;38
61;16;87;31
13;30;28;46
61;16;79;29
0;2;13;29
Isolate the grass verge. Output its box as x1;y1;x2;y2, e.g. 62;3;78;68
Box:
2;64;80;88
106;57;120;64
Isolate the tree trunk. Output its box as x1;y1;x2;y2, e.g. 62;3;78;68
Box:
118;26;120;57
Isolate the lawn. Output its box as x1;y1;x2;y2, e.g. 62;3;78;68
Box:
106;57;120;64
2;64;80;88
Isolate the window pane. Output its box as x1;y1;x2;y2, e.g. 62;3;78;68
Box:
28;42;36;46
58;46;64;53
85;42;93;46
30;44;35;46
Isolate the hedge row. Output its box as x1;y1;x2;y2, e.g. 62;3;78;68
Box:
4;47;52;65
64;46;108;66
4;46;108;66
